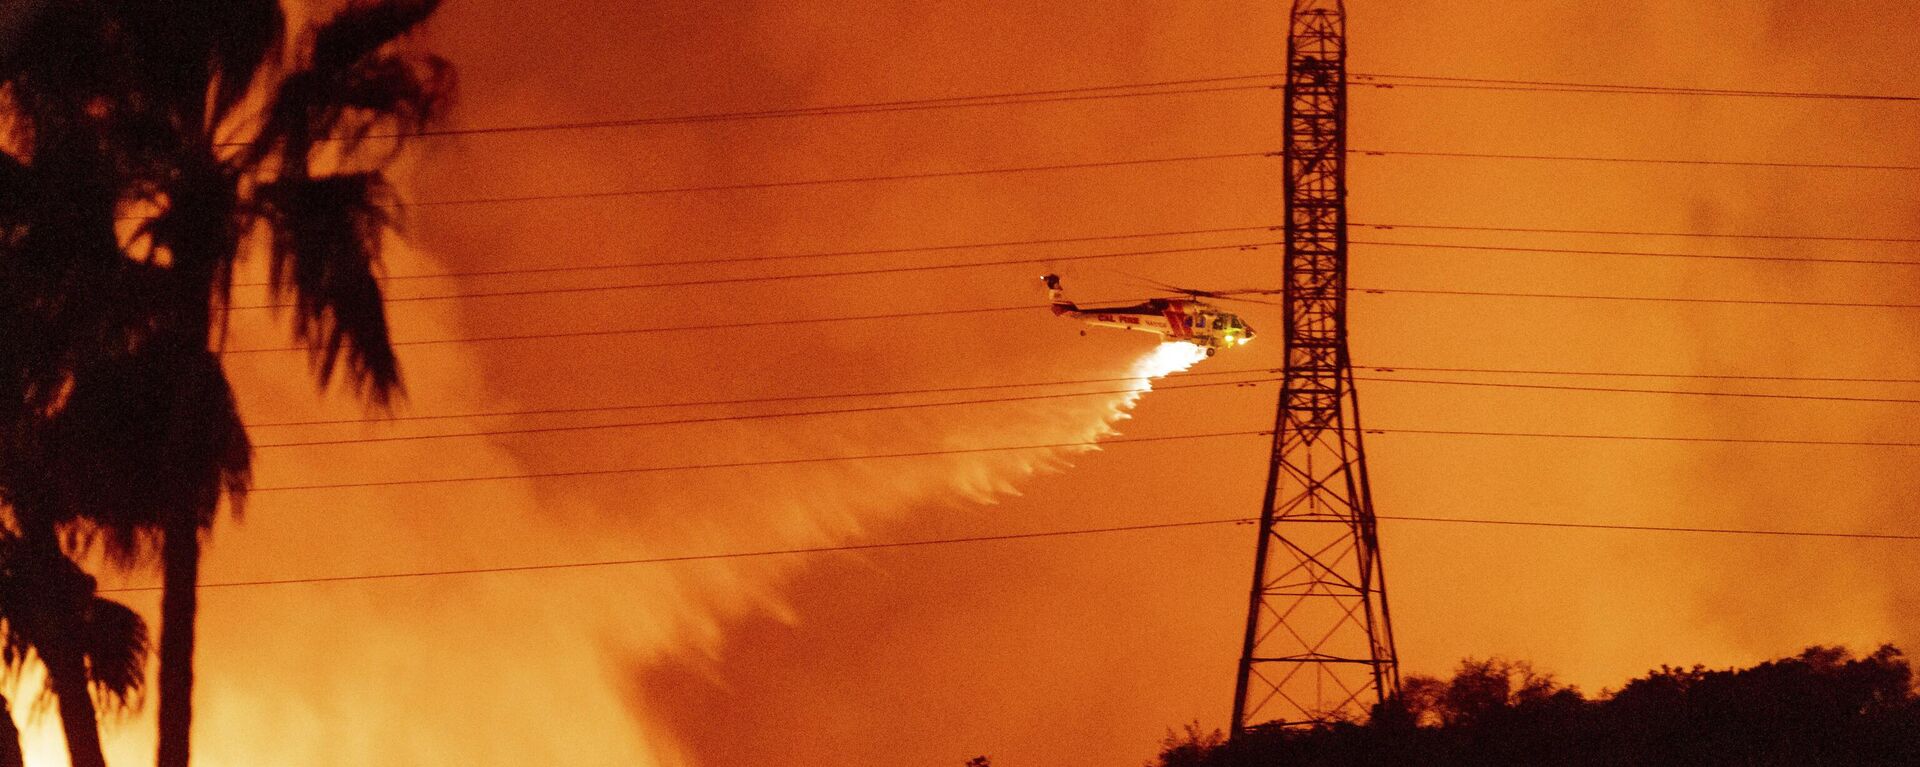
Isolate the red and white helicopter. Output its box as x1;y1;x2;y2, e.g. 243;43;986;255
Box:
1044;273;1255;356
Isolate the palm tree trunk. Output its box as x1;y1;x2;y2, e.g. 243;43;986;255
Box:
45;648;107;767
15;517;110;767
156;522;199;767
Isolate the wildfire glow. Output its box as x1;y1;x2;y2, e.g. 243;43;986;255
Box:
43;339;1217;767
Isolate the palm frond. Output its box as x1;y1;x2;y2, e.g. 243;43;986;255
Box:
0;537;40;679
44;344;252;566
248;0;451;166
0;533;149;714
312;0;441;73
106;1;284;125
254;172;402;402
205;1;287;124
229;1;451;405
79;597;146;712
0;151;30;219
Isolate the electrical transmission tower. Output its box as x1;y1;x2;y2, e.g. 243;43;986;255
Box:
1231;0;1400;736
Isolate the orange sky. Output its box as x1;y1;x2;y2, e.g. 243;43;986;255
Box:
40;2;1920;766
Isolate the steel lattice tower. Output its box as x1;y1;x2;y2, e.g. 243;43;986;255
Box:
1231;0;1399;736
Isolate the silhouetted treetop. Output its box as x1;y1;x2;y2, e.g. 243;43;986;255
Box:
1156;645;1920;767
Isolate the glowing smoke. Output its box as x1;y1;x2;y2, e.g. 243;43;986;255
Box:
8;340;1210;766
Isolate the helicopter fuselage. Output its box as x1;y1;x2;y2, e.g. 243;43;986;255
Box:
1045;274;1254;356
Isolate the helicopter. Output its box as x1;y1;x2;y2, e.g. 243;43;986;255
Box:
1043;273;1255;356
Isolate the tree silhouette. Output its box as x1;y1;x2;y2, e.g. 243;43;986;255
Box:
0;61;167;762
0;1;450;764
1154;722;1225;767
0;533;149;767
1157;645;1920;766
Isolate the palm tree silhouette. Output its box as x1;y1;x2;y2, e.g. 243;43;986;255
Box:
0;56;169;763
43;343;252;767
0;2;451;764
0;532;150;767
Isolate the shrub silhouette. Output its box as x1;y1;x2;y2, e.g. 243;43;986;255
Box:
1157;645;1920;766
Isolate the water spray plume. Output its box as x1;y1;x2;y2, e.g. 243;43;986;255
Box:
1128;341;1212;395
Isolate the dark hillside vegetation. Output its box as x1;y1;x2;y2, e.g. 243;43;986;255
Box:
1155;645;1920;766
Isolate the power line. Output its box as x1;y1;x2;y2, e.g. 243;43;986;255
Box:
1353;148;1920;172
251;376;1280;449
1379;515;1920;541
300;69;1915;151
1372;427;1920;448
409;151;1275;209
1352;240;1920;268
1357;376;1920;405
248;375;1920;450
221;239;1920;316
227;304;1044;354
256;68;1915;154
224;280;1920;354
1350;286;1920;310
101;510;1920;593
1351;221;1920;245
1353;72;1919;102
234;222;1920;292
1355;80;1915;100
240;424;1920;496
385;74;1289;140
327;144;1920;221
399;146;1919;212
231;237;1920;309
422;71;1908;146
248;363;1920;431
106;517;1259;593
1358;364;1920;385
234;224;1281;287
161;146;1915;228
249;365;1285;428
1214;285;1920;310
228;241;1282;310
126;151;1278;225
248;430;1271;493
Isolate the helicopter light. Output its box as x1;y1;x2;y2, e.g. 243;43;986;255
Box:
1236;336;1251;346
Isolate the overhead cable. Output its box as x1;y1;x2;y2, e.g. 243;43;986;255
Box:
228;241;1282;310
249;430;1271;493
251;376;1281;449
250;376;1920;449
1353;72;1918;102
104;511;1920;593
